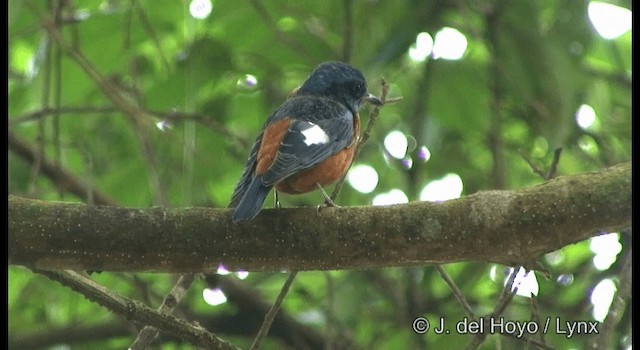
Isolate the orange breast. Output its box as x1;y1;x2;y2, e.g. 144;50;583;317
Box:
276;113;360;194
275;146;357;194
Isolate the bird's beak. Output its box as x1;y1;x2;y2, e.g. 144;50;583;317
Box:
363;93;384;106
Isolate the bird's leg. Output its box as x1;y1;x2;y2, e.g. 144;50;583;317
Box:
316;189;339;215
316;183;339;217
317;183;337;207
274;190;281;209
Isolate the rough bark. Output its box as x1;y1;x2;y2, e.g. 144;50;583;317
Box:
9;162;631;272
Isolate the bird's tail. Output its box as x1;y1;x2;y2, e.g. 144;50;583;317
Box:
232;177;272;222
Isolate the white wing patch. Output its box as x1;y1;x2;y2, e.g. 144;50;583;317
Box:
301;122;330;146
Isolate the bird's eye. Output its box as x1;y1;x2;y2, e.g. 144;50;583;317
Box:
352;82;363;95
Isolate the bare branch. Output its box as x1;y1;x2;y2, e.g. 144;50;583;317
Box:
341;0;353;62
593;248;632;349
248;0;316;63
9;131;118;206
132;0;171;74
10;106;119;125
10;107;251;153
152;109;251;149
518;149;549;180
546;148;563;180
250;271;298;350
33;8;171;206
37;12;152;128
331;78;395;200
9;162;631;273
130;274;196;349
436;266;476;319
519;148;563;181
34;270;240;350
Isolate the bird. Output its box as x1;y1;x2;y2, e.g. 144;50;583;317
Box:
229;61;383;222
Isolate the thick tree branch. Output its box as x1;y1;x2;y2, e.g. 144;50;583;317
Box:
9;162;630;273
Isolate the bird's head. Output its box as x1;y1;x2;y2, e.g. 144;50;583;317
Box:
297;61;383;114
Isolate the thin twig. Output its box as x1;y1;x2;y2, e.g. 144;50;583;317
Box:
530;295;547;345
152;110;251;149
502;332;556;350
487;3;506;190
132;0;171;74
35;270;239;350
519;147;563;181
133;123;171;207
52;0;64;200
248;0;315;64
10;107;251;152
82;150;95;205
130;274;196;350
29;2;52;196
384;96;403;103
249;271;298;350
518;149;548;180
9;131;118;206
35;7;172;206
341;0;353;62
593;249;632;349
35;10;152;128
546;148;562;179
152;109;250;162
494;266;521;316
324;272;337;350
465;266;521;350
436;266;476;319
330;78;399;200
364;271;405;318
10;106;119;125
405;268;427;349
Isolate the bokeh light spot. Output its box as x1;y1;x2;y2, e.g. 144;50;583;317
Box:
576;104;597;130
545;251;565;266
420;173;463;202
556;274;574;286
384;130;408;159
155;120;172;132
372;189;409;206
216;264;231;275
509;267;539;298
189;0;213;20
590;233;621;270
588;1;631;39
235;271;249;280
277;17;298;31
417;146;431;162
590;278;616;321
347;164;379;194
432;27;468;60
400;156;413;170
237;74;258;89
578;135;599;155
408;32;434;62
202;288;227;306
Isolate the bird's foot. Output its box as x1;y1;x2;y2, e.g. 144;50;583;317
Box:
274;190;282;209
316;184;340;216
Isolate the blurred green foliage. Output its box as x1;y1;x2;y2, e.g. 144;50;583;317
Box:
9;0;630;349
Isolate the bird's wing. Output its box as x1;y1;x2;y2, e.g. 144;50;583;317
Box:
228;132;263;208
260;97;354;186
